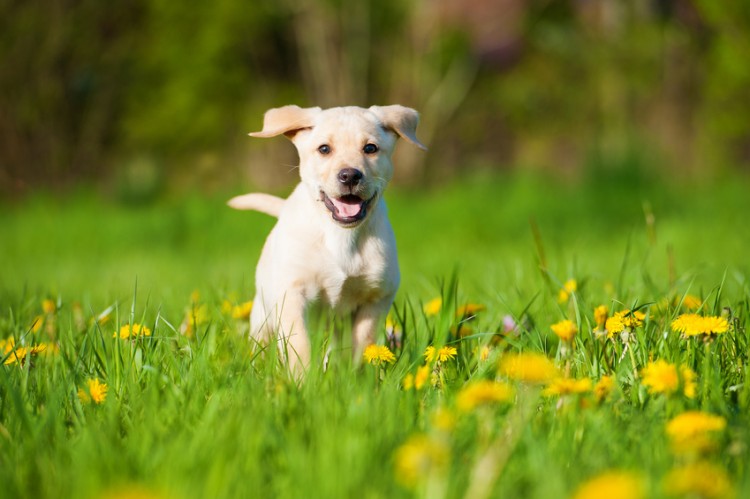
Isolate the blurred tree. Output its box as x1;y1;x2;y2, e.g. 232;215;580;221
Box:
1;0;749;196
0;0;142;194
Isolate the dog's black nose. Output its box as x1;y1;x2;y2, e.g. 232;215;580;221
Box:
337;168;363;187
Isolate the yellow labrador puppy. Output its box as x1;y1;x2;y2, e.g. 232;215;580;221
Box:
229;105;425;375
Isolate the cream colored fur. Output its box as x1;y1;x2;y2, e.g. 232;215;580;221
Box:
228;105;425;376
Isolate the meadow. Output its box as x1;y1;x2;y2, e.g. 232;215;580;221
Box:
1;170;749;498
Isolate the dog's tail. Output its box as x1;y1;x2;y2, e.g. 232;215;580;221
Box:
227;193;285;218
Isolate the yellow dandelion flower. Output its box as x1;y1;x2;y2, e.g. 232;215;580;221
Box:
573;470;646;499
594;305;609;329
594;375;615;401
550;319;578;342
0;337;15;354
30;315;44;333
606;310;645;336
42;299;56;314
543;377;592;396
451;323;474;337
363;344;396;365
640;360;696;398
498;352;559;384
558;278;577;303
605;315;625;335
31;343;57;356
423;297;442;317
3;342;56;366
78;378;108;405
663;461;733;499
456;380;514;412
190;289;201;304
430;407;456;432
414;365;430;390
4;346;29;365
232;300;253;320
221;300;233;315
114;323;152;339
672;314;729;337
183;303;210;335
479;345;491;362
424;345;458;363
393;434;450;488
681;365;697;398
402;373;414;390
666;411;726;454
680;294;702;311
456;303;486;317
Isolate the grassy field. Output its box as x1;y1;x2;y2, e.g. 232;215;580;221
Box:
1;171;749;498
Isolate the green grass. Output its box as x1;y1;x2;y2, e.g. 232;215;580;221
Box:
1;171;749;498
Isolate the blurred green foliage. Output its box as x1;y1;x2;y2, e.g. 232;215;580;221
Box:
1;0;749;196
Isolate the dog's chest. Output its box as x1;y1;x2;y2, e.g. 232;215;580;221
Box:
316;236;391;311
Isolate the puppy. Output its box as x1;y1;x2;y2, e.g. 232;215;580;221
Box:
229;105;425;375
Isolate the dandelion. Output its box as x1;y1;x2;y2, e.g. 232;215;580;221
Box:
3;343;56;366
30;315;44;333
424;345;458;363
671;314;729;337
456;303;486;318
393;434;450;488
232;301;253;320
42;299;56;314
640;360;696;398
456;380;513;411
543;377;592;396
666;411;726;454
78;378;108;404
573;471;646;499
451;323;474;337
594;305;608;329
606;310;645;336
182;303;210;336
363;344;396;365
550;319;578;342
114;323;152;339
663;461;733;499
479;345;491;362
594;375;615;402
558;278;577;304
403;362;429;391
498;352;559;384
414;365;430;390
0;337;15;355
423;297;442;317
680;294;702;311
430;407;456;432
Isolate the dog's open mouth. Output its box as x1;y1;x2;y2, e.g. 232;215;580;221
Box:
321;191;377;226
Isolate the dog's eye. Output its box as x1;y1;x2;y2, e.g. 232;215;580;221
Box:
363;143;379;154
318;144;331;155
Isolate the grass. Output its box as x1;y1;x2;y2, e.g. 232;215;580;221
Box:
1;170;749;498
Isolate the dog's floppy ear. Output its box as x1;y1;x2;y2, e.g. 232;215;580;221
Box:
249;105;322;139
369;105;427;150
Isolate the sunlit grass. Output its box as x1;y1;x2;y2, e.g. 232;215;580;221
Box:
1;172;749;498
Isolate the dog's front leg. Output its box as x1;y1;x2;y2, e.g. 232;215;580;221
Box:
276;292;311;378
351;295;396;363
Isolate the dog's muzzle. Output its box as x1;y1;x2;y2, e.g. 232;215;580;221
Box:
321;191;377;227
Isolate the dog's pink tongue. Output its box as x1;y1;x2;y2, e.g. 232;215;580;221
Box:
332;197;361;217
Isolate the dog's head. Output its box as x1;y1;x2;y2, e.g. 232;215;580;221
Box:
250;105;426;228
